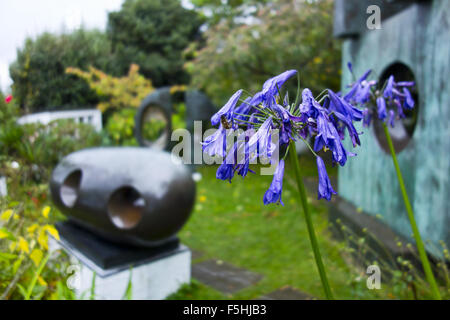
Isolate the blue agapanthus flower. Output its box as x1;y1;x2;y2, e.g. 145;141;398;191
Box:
343;63;416;128
202;70;363;205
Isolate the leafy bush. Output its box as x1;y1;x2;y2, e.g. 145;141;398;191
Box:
185;0;341;105
105;108;139;146
9;29;113;112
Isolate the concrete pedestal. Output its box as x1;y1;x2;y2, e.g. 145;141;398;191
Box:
49;222;191;300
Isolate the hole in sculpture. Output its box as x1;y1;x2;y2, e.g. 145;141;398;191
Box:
60;169;82;208
141;105;169;150
374;62;419;154
107;186;145;230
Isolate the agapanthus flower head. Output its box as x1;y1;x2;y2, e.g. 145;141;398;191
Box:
343;63;416;128
203;69;362;204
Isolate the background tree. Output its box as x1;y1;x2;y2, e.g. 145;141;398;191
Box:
185;0;341;105
191;0;271;26
9;29;113;112
107;0;204;87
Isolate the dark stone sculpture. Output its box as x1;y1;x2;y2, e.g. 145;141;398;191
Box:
50;147;196;248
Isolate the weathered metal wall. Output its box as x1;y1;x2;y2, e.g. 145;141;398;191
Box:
338;2;450;251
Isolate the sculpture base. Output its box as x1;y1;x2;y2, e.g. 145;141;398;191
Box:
50;221;191;299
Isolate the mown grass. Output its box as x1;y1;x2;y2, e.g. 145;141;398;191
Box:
172;154;387;300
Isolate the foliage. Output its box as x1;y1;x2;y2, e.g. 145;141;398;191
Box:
9;29;113;112
185;0;341;105
334;219;450;300
19;121;102;172
0;194;71;300
66;64;154;113
191;0;271;26
0;105;102;182
107;0;204;87
105;108;139;146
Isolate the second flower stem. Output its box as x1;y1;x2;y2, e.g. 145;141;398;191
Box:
288;142;334;299
382;123;441;300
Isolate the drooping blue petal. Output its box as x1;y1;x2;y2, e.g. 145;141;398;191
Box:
248;117;273;159
316;156;337;201
202;125;227;157
347;62;353;73
328;89;363;121
313;112;350;166
261;70;297;108
357;69;372;83
327;92;362;147
216;162;234;182
211;89;243;126
377;97;387;120
403;88;415;109
383;75;395;98
263;159;285;205
396;81;415;87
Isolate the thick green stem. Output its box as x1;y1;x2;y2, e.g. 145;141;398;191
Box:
288;142;334;299
382;123;441;300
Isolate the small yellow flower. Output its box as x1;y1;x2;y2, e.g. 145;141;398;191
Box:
42;206;51;218
30;248;43;267
199;195;207;203
13;213;19;220
9;242;16;252
1;209;13;221
18;237;30;253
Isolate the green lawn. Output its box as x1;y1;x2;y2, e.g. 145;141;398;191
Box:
171;154;386;300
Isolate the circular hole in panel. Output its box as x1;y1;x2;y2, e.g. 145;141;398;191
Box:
60;169;82;208
107;186;145;230
374;62;419;154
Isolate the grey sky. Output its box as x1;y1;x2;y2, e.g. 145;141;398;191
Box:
0;0;124;92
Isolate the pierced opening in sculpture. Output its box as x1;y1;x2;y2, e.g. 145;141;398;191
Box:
374;62;419;154
60;169;82;208
140;105;170;150
107;186;145;230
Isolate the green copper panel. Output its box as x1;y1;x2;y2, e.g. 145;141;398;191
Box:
338;2;449;253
